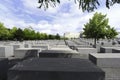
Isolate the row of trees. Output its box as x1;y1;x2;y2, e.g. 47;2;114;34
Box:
0;23;61;41
83;12;118;47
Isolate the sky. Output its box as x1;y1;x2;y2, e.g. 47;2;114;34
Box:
0;0;120;36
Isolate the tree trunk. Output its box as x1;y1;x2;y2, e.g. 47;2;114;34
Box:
94;38;97;48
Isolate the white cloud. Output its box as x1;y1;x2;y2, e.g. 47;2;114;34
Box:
0;0;120;36
21;0;59;15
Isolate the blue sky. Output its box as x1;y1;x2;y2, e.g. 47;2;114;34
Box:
0;0;120;35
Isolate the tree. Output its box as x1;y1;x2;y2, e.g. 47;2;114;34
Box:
48;34;55;39
83;12;118;47
38;0;120;12
30;30;36;40
0;22;9;40
55;33;60;40
0;22;63;40
14;28;24;41
23;27;37;40
40;33;48;40
9;27;17;40
23;28;31;40
106;25;118;39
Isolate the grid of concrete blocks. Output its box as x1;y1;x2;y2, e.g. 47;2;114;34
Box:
0;39;120;80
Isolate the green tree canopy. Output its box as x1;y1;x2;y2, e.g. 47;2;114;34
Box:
48;34;55;39
38;0;120;12
106;25;118;39
0;22;9;40
83;12;118;47
23;27;36;40
14;28;24;41
0;22;63;40
9;27;17;40
38;33;47;40
55;33;60;40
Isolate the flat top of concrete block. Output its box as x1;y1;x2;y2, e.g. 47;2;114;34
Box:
0;58;8;61
16;48;41;50
101;47;120;49
10;58;103;72
32;44;48;46
9;44;23;45
77;48;96;49
75;45;91;46
53;45;67;46
90;53;120;58
40;50;79;54
113;48;120;50
51;45;68;47
102;67;120;80
0;46;11;48
50;48;71;50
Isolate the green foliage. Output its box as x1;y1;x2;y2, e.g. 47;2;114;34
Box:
0;22;10;40
36;32;41;39
0;22;62;40
23;28;32;40
83;12;118;47
38;0;60;10
39;33;48;40
8;27;17;40
83;12;109;40
23;27;36;40
55;33;60;40
48;34;55;39
106;25;118;39
38;0;120;12
14;28;24;41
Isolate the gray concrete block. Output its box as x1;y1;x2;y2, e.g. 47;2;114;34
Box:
39;49;81;58
24;43;32;48
32;44;49;50
100;47;120;53
14;48;41;59
102;67;120;80
51;45;68;49
8;58;105;80
77;45;93;48
112;48;120;53
0;46;14;57
89;53;120;68
0;58;8;80
77;48;97;54
100;47;113;53
7;44;24;49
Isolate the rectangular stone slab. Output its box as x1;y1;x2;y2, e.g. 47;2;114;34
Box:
8;58;105;80
112;48;120;53
14;48;40;59
77;48;97;54
89;53;120;67
100;47;120;53
39;50;80;58
0;58;8;80
0;46;14;57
